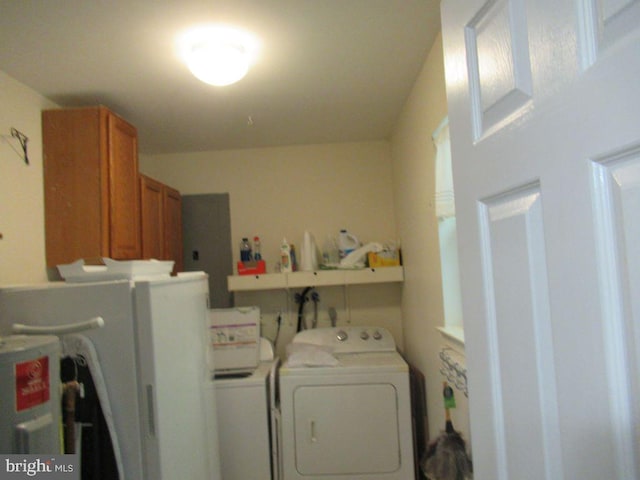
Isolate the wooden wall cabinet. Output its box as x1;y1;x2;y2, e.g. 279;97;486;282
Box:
43;106;141;267
140;174;184;273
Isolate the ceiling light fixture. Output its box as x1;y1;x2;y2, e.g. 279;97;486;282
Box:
178;25;260;87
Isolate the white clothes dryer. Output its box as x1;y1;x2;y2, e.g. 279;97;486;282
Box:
278;327;415;480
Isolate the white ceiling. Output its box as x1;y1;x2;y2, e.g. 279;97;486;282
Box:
0;0;441;154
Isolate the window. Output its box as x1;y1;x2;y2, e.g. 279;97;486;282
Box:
434;118;464;334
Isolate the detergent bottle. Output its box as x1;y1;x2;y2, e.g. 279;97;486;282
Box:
338;229;359;259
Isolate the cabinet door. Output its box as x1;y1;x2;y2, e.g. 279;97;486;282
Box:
163;186;183;273
108;113;141;259
43;108;105;267
140;175;165;260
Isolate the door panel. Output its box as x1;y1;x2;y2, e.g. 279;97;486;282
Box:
140;175;164;260
591;149;640;478
479;184;561;479
163;186;183;273
465;0;533;140
182;194;233;308
441;0;640;478
108;113;141;259
578;0;640;67
292;384;399;475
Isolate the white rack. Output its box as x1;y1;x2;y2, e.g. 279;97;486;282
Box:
439;347;468;397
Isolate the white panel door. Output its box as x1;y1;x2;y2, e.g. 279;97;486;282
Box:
441;0;640;479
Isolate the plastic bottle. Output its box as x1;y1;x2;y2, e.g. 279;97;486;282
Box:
253;236;262;260
280;238;292;272
338;229;359;259
322;235;340;266
240;237;252;262
300;230;318;271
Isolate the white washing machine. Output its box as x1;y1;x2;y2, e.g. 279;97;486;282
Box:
215;359;279;480
278;327;415;480
209;306;280;480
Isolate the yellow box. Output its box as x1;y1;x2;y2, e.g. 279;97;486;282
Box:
367;251;401;267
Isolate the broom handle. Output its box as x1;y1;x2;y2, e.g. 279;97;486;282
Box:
443;381;455;433
443;381;451;420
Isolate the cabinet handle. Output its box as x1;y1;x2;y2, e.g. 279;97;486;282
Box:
309;420;317;443
146;384;156;436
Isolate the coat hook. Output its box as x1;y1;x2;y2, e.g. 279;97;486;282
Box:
10;128;29;165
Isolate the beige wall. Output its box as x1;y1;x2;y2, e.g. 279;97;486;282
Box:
391;32;471;444
140;141;397;270
0;71;57;285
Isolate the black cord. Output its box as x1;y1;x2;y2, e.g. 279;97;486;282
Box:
273;311;282;346
295;286;313;332
311;291;320;328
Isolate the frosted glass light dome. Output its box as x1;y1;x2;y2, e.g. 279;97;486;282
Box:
178;25;259;87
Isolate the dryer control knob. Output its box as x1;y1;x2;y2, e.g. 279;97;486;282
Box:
373;330;383;340
360;330;370;340
336;330;348;342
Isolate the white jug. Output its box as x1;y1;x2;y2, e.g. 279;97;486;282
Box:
338;229;359;259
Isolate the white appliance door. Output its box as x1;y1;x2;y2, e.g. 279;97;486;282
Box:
293;384;400;475
134;274;221;480
441;0;640;479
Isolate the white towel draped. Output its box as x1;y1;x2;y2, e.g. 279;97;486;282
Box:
433;117;455;219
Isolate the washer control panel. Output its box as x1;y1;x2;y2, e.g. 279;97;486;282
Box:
292;326;396;353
